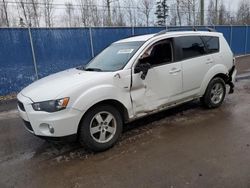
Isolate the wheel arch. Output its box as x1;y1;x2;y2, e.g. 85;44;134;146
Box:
200;64;229;96
211;73;229;83
77;99;129;136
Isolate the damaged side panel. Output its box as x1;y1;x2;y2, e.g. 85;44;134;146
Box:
130;73;160;114
130;63;183;117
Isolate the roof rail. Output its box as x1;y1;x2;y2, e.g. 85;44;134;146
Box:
154;30;168;36
206;27;216;32
154;26;217;36
192;27;198;31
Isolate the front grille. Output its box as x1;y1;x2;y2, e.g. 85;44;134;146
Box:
23;120;34;132
17;101;25;111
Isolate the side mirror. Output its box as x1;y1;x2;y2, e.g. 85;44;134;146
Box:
134;59;151;80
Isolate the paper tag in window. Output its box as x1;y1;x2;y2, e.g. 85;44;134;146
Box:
117;49;134;54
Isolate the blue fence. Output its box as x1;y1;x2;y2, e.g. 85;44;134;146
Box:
0;26;249;96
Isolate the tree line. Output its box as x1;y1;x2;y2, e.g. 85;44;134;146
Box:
0;0;250;28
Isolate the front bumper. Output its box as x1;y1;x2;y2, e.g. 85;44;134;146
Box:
17;93;84;137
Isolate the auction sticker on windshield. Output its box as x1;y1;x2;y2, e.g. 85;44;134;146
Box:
117;49;134;54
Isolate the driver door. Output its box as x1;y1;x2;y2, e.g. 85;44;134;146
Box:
130;39;183;116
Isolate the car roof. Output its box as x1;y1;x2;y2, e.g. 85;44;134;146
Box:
115;31;222;44
115;34;155;43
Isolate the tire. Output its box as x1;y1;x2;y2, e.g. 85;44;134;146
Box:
201;77;226;109
78;105;123;152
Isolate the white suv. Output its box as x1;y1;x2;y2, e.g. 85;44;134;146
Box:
17;31;237;151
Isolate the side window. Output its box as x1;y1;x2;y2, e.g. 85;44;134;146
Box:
174;36;206;60
202;36;219;54
141;39;173;66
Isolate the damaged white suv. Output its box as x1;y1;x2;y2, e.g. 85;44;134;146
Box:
17;31;236;151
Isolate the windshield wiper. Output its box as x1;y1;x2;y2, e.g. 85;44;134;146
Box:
76;66;103;72
76;66;84;70
84;67;103;72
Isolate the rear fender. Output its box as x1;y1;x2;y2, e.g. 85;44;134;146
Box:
199;64;228;96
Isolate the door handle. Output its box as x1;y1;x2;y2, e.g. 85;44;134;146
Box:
169;68;181;74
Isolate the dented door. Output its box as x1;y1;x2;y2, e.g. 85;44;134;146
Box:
130;62;182;116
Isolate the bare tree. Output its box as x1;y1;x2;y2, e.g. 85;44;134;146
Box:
111;0;125;26
138;0;153;26
78;0;101;26
215;0;219;24
104;0;112;26
17;0;30;26
0;4;6;26
123;0;139;27
182;0;192;25
236;0;250;24
224;4;235;24
124;0;133;26
192;0;197;25
180;0;198;26
207;0;224;25
64;2;75;27
78;0;90;26
176;0;182;26
30;0;40;27
91;1;101;26
200;0;204;25
218;1;226;25
17;0;41;27
169;3;177;26
207;0;216;25
1;0;9;27
43;0;54;27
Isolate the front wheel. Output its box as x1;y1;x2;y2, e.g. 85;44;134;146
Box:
201;77;226;108
78;105;123;152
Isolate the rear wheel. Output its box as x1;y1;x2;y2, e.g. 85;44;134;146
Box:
201;77;226;108
79;105;123;152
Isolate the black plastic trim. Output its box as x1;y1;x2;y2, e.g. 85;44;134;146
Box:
18;101;25;112
37;134;77;142
23;120;33;132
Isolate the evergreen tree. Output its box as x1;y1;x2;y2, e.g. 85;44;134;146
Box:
155;0;169;26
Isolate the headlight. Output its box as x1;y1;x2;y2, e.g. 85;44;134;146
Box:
32;97;69;112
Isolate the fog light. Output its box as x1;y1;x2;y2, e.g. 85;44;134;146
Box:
40;123;55;134
48;124;54;134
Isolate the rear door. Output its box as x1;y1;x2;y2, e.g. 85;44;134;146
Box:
174;36;214;96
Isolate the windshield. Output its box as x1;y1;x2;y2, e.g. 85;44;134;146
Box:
84;41;144;71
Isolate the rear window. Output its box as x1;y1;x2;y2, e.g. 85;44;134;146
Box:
174;36;206;60
202;36;219;54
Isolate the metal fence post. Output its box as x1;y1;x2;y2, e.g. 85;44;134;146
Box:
28;26;39;80
230;24;233;48
89;27;95;58
212;24;215;30
131;26;135;36
245;24;248;55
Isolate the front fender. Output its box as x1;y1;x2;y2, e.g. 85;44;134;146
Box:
72;84;133;118
199;64;229;96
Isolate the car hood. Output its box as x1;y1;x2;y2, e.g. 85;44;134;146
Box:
21;68;105;102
